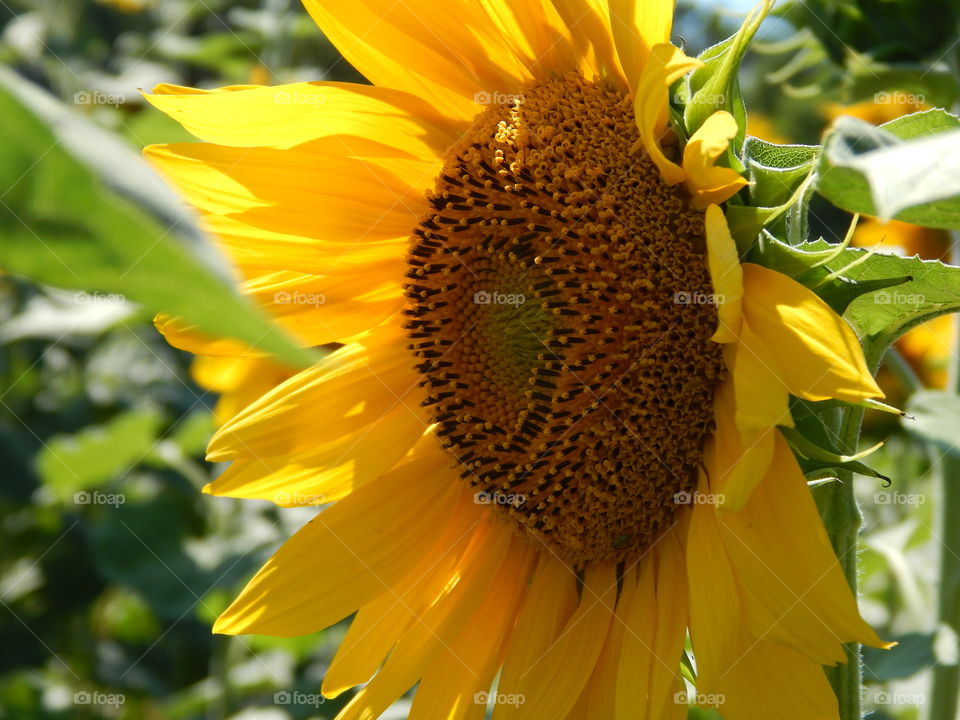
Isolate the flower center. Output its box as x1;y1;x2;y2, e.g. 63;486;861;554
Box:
404;75;724;564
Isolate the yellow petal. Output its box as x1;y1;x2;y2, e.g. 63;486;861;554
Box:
409;541;535;720
495;563;616;719
322;491;482;698
242;273;403;346
686;472;741;695
144;142;431;247
608;0;673;92
718;434;889;663
301;0;534;122
549;0;625;87
614;529;688;720
633;44;702;184
708;382;778;511
710;637;838;720
683;111;750;208
191;355;295;425
147;81;459;152
722;320;791;431
496;554;579;703
335;518;516;720
646;531;689;720
571;590;625;719
741;263;884;402
477;0;580;81
704;205;743;343
213;451;459;637
203;403;425;506
206;329;420;462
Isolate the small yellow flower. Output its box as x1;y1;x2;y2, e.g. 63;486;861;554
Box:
146;2;887;717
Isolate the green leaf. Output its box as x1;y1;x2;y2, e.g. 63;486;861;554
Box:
795;240;960;366
743;138;817;208
0;77;315;369
816;111;960;228
902;390;960;458
37;407;165;498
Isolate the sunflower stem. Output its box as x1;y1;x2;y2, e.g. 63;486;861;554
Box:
929;237;960;720
820;403;867;720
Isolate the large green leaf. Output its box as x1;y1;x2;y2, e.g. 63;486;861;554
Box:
816;110;960;228
788;240;960;368
0;79;314;368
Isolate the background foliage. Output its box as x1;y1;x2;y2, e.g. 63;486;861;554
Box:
0;1;957;719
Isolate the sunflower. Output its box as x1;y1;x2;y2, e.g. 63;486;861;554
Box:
145;1;889;717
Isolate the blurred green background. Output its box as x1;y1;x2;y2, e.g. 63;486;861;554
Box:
0;1;958;719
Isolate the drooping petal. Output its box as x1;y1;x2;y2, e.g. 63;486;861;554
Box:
682;111;750;208
614;529;688;720
710;637;839;720
717;434;889;663
708;381;778;510
704;205;743;343
741;263;883;403
722;321;791;431
633;44;702;184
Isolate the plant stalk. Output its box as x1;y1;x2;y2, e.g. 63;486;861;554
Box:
929;238;960;720
820;403;868;720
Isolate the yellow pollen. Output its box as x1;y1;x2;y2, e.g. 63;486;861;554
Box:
404;74;724;564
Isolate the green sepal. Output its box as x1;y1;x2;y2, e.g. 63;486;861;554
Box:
684;0;775;166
